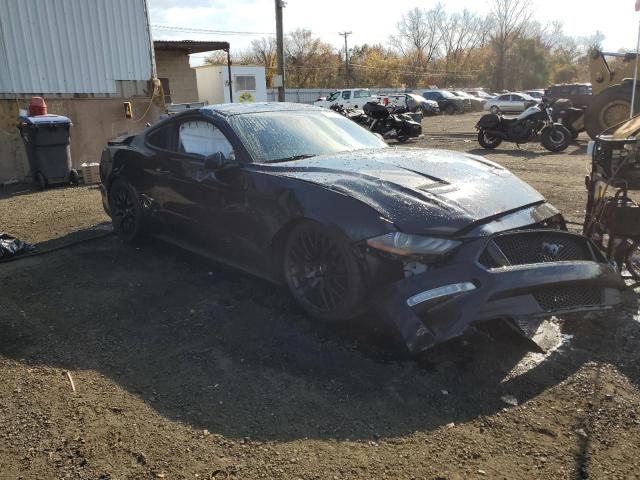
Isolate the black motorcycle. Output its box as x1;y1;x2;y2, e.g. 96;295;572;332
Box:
476;102;571;152
363;101;422;142
329;103;369;127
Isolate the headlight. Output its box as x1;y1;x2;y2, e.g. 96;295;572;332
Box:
366;232;461;256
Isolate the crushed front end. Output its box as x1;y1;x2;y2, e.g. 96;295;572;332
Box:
364;213;625;356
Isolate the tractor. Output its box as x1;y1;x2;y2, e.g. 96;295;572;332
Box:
585;49;640;139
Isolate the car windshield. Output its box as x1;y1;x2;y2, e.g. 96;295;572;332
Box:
229;110;388;163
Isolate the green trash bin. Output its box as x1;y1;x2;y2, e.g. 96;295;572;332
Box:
18;114;78;190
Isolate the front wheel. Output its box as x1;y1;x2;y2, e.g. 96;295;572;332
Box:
540;125;571;152
477;129;502;149
283;220;366;322
108;179;146;243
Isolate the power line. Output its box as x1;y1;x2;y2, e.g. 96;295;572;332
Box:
151;24;275;36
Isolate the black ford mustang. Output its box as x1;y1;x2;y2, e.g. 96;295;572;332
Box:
99;102;624;355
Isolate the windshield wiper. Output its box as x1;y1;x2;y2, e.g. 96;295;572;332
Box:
269;153;317;163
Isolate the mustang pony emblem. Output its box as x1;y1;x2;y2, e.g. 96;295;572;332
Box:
542;242;564;257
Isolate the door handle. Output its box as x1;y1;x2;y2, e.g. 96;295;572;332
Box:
155;168;171;176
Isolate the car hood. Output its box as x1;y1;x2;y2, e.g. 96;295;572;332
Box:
255;148;545;235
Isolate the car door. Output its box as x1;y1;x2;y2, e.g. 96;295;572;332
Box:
158;117;255;262
497;94;511;111
341;90;353;107
511;94;526;112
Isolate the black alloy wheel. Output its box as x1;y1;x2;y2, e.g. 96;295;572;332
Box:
109;179;144;243
540;125;570;152
283;221;365;322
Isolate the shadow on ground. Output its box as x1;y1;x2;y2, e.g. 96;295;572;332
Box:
1;236;639;443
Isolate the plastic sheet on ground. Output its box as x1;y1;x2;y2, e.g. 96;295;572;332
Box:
0;233;36;259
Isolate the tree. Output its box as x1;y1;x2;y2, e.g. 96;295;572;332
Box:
390;4;445;75
438;9;491;86
284;29;340;88
488;0;533;90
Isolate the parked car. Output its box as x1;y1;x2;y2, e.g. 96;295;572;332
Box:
314;89;378;109
99;102;623;356
419;89;466;115
522;90;545;100
484;92;539;113
451;90;486;111
544;83;593;109
386;93;440;116
465;89;496;100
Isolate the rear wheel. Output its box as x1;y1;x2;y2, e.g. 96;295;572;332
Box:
540;125;571;152
108;179;145;243
477;129;502;149
283;220;366;322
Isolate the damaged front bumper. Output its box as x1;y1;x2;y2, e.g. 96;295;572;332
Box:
371;229;625;355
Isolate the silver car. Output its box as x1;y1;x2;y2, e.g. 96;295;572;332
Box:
484;92;539;114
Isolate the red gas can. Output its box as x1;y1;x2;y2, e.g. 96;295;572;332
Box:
28;97;48;116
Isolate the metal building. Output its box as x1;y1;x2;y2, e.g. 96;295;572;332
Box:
0;0;160;183
0;0;155;97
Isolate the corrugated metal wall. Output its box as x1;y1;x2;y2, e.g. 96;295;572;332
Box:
0;0;153;94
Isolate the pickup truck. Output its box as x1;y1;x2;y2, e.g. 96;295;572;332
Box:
314;89;379;109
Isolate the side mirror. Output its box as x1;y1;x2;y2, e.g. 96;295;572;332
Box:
204;152;225;170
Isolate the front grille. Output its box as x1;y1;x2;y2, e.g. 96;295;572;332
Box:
479;231;593;269
534;286;602;312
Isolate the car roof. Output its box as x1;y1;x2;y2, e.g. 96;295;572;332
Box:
200;102;322;117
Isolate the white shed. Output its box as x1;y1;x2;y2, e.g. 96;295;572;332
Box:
195;65;267;105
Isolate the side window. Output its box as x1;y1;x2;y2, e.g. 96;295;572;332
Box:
354;89;370;98
511;95;522;101
327;92;340;102
342;90;351;100
499;95;510;101
147;123;175;150
178;120;234;159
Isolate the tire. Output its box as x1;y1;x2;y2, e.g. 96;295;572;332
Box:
34;171;47;191
283;220;366;323
584;85;638;140
108;179;146;243
477;129;502;149
489;105;500;114
69;169;80;186
444;104;456;115
540;125;571;152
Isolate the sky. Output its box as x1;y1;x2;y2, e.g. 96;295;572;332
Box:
148;0;640;66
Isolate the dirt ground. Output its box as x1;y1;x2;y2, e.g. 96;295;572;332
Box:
1;113;640;480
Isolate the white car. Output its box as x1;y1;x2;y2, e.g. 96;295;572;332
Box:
484;92;539;114
314;89;378;109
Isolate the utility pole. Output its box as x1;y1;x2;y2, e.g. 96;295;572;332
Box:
275;0;286;102
338;31;352;85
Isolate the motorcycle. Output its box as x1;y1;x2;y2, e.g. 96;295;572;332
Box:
329;103;369;127
476;102;571;152
362;101;422;142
